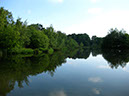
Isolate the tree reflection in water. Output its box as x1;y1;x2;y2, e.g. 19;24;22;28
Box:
0;49;129;96
102;49;129;69
92;49;129;69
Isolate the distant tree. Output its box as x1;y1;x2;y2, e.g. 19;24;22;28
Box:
56;31;67;49
91;35;103;49
66;38;79;49
68;33;90;47
102;28;129;49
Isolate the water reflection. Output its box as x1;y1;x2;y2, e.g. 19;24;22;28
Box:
91;48;102;57
92;88;101;95
0;49;129;96
49;90;67;96
67;48;90;59
0;52;66;96
92;49;129;69
102;49;129;69
88;77;103;83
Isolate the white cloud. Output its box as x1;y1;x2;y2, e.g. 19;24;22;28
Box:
92;88;101;95
88;8;103;14
64;10;129;37
49;0;64;3
90;0;101;3
88;77;103;83
49;90;67;96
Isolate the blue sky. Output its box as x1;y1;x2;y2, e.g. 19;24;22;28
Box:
1;0;129;37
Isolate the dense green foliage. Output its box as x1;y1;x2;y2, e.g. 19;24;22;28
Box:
0;7;129;54
0;7;79;54
27;25;49;49
68;33;90;47
0;7;129;96
91;36;103;49
102;28;129;49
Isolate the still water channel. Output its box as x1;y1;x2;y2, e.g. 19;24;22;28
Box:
0;49;129;96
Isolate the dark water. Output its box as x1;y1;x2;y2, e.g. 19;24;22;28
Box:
0;49;129;96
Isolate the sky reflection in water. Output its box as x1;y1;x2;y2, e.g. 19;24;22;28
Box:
0;49;129;96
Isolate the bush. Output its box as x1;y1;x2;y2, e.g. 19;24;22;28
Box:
48;48;54;54
39;47;48;52
34;49;42;54
10;47;34;54
20;48;34;54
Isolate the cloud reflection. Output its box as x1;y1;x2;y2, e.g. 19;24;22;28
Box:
49;90;67;96
92;88;101;95
88;77;103;83
97;65;110;69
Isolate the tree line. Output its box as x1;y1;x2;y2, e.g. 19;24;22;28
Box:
0;7;79;54
0;7;129;55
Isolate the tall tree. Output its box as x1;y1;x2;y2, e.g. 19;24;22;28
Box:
0;7;13;30
44;25;58;49
0;7;20;50
102;28;129;49
27;25;49;49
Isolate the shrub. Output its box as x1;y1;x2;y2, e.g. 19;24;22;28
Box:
39;47;48;52
48;48;54;54
10;47;34;54
34;49;42;54
20;48;34;54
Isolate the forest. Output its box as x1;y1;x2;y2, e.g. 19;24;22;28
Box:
0;7;129;55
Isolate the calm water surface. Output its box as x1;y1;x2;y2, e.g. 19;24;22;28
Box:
0;49;129;96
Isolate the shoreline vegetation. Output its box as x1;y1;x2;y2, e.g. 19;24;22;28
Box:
0;7;129;56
